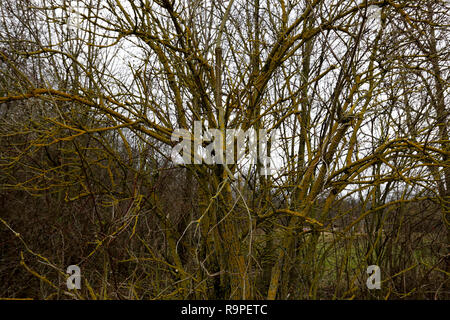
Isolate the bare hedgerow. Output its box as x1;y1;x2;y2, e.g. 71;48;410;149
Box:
0;0;448;299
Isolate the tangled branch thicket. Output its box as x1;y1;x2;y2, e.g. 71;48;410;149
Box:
0;0;448;299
